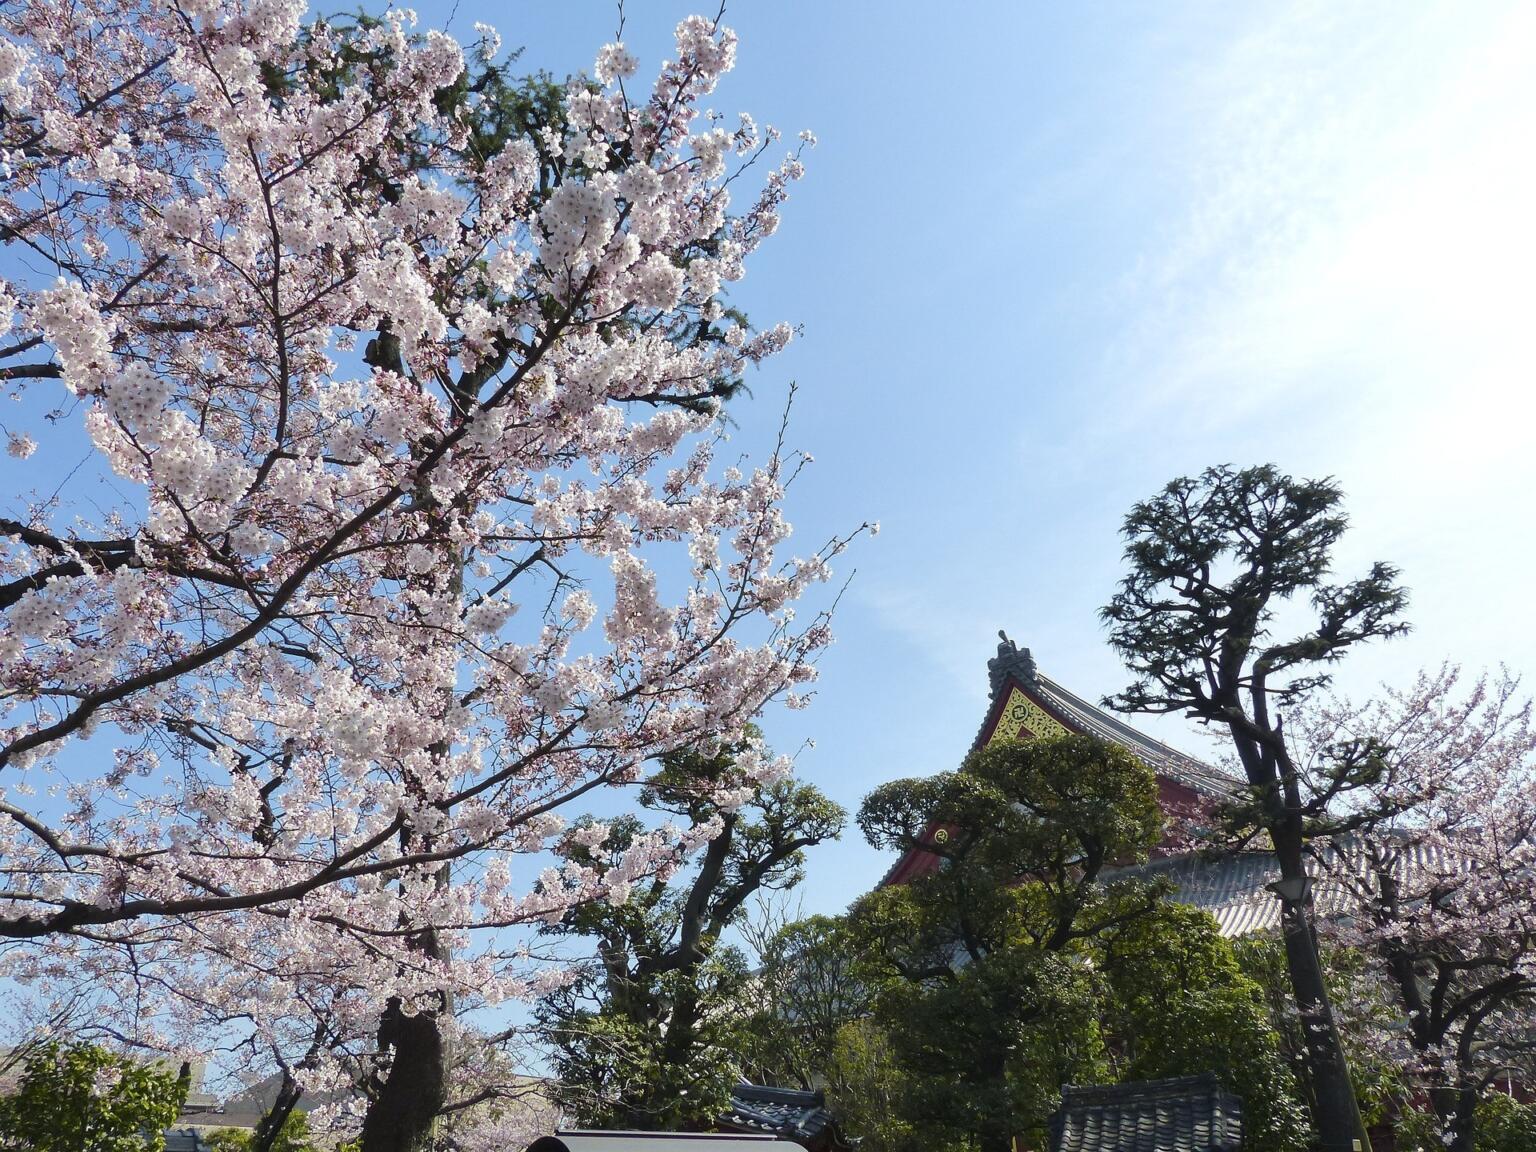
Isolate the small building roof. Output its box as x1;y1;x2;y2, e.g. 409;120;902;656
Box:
1048;1073;1244;1152
527;1133;793;1152
721;1084;855;1152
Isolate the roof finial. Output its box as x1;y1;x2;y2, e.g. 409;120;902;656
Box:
988;630;1036;697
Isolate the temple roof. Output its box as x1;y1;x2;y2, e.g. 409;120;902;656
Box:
1020;673;1241;801
878;633;1243;889
1048;1073;1244;1152
976;633;1242;802
1126;833;1460;937
879;634;1466;940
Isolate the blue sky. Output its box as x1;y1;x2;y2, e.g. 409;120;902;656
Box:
6;1;1533;924
422;0;1536;915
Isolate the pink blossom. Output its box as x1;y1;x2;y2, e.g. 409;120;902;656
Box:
0;0;862;1130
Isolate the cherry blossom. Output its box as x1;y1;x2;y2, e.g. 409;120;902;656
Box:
0;3;861;1144
1295;668;1536;1152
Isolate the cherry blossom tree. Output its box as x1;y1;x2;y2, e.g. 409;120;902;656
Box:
1296;669;1536;1152
0;4;861;1148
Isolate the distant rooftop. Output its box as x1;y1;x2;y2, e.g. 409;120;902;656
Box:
1048;1073;1244;1152
721;1084;855;1152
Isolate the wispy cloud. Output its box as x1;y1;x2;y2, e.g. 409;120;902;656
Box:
860;581;1000;701
1106;0;1536;453
1073;0;1536;685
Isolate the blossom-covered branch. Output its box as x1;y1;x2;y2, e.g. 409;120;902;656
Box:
0;4;859;1146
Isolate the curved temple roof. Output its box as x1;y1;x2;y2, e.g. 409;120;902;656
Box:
977;632;1242;800
880;632;1462;939
878;634;1243;888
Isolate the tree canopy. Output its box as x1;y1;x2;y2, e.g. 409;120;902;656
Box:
538;734;845;1130
849;735;1163;1152
0;4;858;1149
0;1043;188;1152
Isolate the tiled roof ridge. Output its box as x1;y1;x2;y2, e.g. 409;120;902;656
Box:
722;1082;852;1150
733;1083;825;1107
1059;1071;1226;1104
1030;674;1243;800
966;634;1243;798
1051;1072;1244;1152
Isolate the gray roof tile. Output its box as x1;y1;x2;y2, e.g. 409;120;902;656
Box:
1049;1074;1243;1152
1120;835;1460;936
721;1085;853;1152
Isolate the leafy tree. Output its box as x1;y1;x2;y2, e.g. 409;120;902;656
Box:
1470;1094;1536;1152
1094;904;1311;1152
1396;1090;1536;1152
1231;935;1407;1134
872;945;1103;1152
742;913;875;1091
206;1112;321;1152
538;735;845;1129
0;1043;188;1152
1102;464;1409;1152
822;1020;927;1152
852;734;1165;1152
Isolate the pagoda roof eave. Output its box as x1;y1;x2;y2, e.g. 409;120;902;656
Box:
874;642;1245;891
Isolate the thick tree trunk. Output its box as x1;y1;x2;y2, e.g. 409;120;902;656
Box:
253;1070;303;1152
359;859;453;1152
1236;706;1372;1152
1428;1083;1477;1152
359;994;448;1152
1274;878;1371;1152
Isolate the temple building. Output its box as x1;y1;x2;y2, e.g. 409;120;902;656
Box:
878;632;1394;936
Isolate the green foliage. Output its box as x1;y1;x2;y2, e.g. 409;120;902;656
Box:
742;914;875;1090
205;1112;320;1152
1396;1092;1536;1152
1102;463;1410;721
822;1020;931;1152
0;1043;188;1152
542;945;759;1130
539;733;845;1130
858;734;1165;956
861;734;1164;874
1465;1092;1536;1152
850;735;1164;1152
874;948;1104;1152
1095;905;1311;1152
1232;935;1407;1126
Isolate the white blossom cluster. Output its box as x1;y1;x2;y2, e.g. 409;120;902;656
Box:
0;1;860;1137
